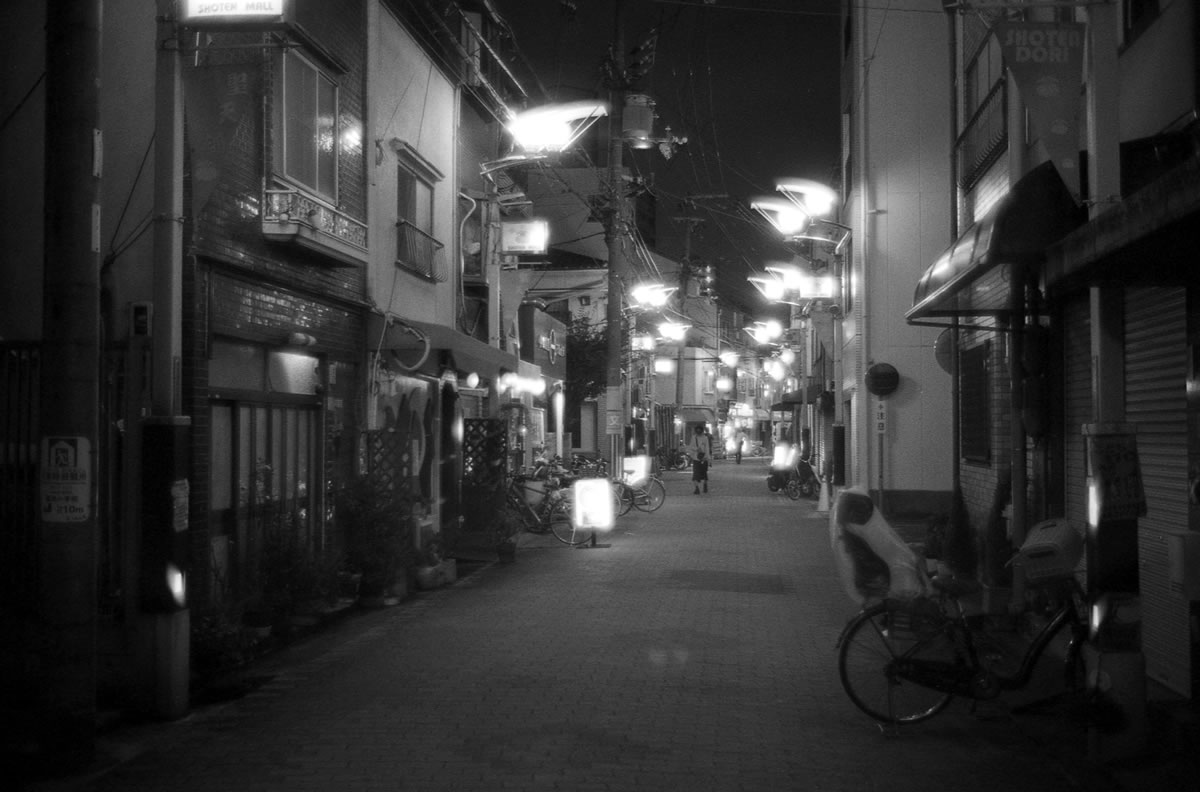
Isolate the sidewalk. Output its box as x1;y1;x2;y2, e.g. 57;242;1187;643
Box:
23;460;1198;791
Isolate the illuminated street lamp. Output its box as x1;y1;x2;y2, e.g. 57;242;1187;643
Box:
630;282;676;308
483;100;610;174
658;321;690;342
745;320;782;345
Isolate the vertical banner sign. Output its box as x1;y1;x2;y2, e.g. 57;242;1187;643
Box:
994;21;1086;201
41;436;91;522
184;60;259;222
1085;430;1147;521
874;400;887;435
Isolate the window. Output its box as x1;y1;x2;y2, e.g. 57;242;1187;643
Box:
280;50;337;200
398;165;434;238
393;142;446;280
961;341;991;462
1122;0;1161;46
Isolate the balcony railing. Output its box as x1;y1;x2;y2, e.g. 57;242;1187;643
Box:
396;219;447;282
262;185;368;267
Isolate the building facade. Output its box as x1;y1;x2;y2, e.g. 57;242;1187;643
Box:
897;0;1199;705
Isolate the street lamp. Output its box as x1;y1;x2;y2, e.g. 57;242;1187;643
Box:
482;100;610;174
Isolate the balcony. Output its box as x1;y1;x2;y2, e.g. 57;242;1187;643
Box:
396;219;447;282
262;185;368;267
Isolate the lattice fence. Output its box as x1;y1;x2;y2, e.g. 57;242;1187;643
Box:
462;418;506;535
362;429;416;501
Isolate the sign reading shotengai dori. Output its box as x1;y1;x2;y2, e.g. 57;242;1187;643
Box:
183;0;285;21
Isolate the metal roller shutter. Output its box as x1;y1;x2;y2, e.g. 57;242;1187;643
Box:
1063;297;1091;529
1125;287;1190;697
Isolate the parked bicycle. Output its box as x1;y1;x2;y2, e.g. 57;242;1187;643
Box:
614;474;667;516
836;513;1093;727
656;445;691;471
504;473;593;546
784;455;821;500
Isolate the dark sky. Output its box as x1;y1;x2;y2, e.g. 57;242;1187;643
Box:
491;0;843;314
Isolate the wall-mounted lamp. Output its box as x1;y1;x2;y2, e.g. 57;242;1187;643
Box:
286;332;318;347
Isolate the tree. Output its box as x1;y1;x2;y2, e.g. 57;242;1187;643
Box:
566;316;606;405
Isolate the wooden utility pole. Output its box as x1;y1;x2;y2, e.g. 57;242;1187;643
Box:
37;0;102;769
603;0;628;471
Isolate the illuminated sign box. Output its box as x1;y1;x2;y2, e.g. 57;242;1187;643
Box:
182;0;286;25
500;220;549;254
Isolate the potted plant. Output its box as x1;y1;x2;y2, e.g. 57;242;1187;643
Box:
415;528;457;589
338;477;419;605
494;505;524;563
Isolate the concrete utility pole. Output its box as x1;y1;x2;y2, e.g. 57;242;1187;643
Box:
603;0;628;471
37;0;102;769
673;216;704;412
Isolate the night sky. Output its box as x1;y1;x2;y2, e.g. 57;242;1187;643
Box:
491;0;843;316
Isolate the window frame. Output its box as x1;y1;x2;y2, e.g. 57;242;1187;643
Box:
277;48;339;203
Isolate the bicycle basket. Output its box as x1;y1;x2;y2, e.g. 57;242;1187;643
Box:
1018;518;1084;584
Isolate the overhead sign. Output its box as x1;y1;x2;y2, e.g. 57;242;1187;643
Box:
500;220;549;254
181;0;286;24
41;436;91;522
993;20;1085;200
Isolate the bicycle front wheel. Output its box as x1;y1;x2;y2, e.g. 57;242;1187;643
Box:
548;502;594;546
634;478;666;512
785;478;802;500
838;602;955;725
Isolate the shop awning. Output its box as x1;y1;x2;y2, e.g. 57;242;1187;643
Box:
368;314;519;378
676;406;715;424
906;161;1084;326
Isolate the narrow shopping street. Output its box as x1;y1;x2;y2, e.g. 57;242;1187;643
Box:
33;461;1143;791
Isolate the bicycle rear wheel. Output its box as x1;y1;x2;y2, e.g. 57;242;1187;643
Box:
548;501;593;546
838;602;955;725
616;483;635;516
634;478;666;511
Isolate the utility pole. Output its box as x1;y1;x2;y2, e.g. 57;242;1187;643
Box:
672;216;703;415
603;0;628;471
37;0;102;768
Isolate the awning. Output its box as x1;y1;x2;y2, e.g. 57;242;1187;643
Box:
368;314;519;378
907;161;1085;325
676;406;715;424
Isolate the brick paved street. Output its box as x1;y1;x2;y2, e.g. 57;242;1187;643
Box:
30;460;1157;791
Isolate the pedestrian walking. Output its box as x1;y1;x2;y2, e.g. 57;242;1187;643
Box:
689;425;712;494
735;427;747;464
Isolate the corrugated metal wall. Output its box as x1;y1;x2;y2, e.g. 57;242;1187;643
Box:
1125;287;1191;697
1063;297;1091;529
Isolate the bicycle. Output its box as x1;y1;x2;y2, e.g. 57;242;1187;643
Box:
504;474;593;546
614;474;666;516
836;517;1092;727
656;446;691;471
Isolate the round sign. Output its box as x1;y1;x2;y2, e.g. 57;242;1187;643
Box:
866;363;900;396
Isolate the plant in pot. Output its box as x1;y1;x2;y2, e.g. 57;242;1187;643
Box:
415;527;457;589
338;477;419;605
494;505;525;563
